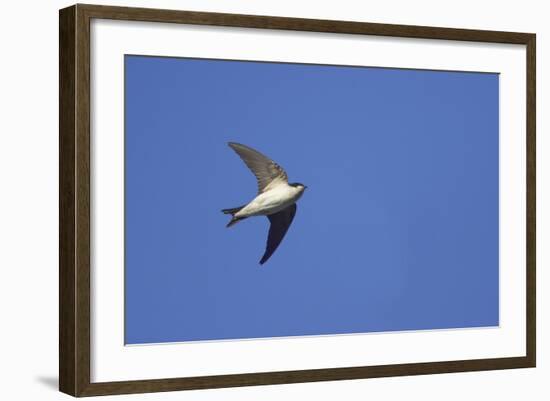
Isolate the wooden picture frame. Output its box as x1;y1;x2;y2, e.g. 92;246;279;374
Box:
59;3;536;397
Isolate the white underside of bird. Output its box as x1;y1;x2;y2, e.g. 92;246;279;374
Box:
236;181;304;218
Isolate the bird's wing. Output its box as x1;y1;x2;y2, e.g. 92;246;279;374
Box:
260;203;297;265
228;142;288;193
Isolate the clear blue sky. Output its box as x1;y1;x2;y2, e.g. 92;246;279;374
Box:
124;55;499;344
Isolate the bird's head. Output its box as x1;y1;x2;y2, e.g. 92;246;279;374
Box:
289;182;308;192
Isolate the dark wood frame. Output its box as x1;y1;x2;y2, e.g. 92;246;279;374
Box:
59;3;536;397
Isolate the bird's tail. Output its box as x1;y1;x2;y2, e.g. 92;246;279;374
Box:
222;205;246;228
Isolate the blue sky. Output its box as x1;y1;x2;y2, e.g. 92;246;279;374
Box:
124;55;499;344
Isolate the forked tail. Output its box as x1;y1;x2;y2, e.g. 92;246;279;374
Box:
221;205;246;227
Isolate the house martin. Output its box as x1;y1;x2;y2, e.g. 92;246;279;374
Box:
222;142;307;265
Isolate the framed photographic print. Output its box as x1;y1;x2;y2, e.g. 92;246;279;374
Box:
59;4;536;397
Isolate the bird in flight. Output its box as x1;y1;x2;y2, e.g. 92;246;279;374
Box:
222;142;307;265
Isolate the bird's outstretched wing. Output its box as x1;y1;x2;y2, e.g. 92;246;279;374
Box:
228;142;288;194
260;203;297;265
